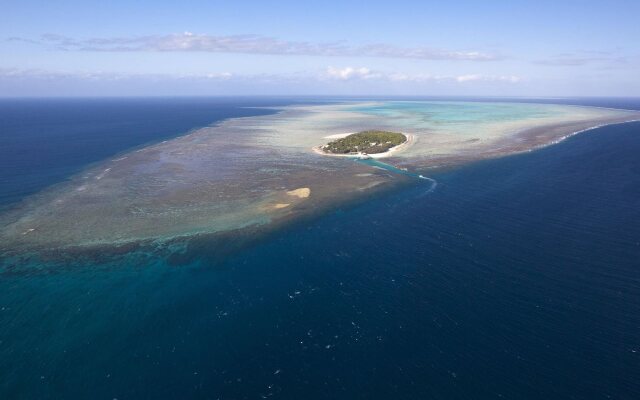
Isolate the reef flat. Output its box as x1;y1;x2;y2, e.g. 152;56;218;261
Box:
1;101;638;259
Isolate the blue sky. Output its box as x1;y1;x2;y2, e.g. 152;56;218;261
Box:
1;0;638;96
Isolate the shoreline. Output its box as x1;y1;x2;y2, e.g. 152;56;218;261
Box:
5;114;637;269
2;101;640;261
3;115;639;271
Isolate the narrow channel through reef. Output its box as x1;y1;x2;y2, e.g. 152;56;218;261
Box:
357;158;438;192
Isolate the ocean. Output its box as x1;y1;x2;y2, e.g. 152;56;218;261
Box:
0;97;639;399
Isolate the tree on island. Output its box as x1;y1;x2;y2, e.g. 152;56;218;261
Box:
323;130;406;154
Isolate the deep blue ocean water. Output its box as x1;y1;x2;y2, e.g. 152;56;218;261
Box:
0;97;303;208
1;98;639;399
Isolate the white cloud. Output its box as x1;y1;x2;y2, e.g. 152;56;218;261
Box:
323;68;521;84
12;33;501;62
0;68;521;88
456;74;521;83
199;72;233;79
456;74;482;82
0;68;235;82
388;73;438;82
325;67;381;80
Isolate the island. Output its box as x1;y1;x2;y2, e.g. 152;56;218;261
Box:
3;101;639;256
321;130;407;155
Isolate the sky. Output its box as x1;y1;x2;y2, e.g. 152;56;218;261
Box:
1;0;639;97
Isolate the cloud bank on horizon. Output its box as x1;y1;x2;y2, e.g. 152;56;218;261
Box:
0;0;638;96
12;32;500;61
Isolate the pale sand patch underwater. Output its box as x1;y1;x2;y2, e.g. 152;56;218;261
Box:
287;187;311;198
1;101;638;259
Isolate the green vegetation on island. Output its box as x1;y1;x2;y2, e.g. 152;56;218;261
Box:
323;130;407;154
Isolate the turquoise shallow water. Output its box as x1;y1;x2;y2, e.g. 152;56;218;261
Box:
1;98;639;399
348;100;563;126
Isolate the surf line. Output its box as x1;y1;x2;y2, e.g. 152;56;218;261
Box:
355;158;437;193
